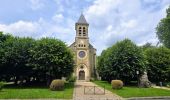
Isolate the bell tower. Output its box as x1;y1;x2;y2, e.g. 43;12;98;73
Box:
69;14;97;81
75;14;89;48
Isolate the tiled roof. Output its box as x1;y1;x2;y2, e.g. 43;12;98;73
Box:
77;14;88;24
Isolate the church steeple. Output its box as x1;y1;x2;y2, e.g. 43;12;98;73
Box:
69;13;97;81
77;14;88;24
75;14;89;38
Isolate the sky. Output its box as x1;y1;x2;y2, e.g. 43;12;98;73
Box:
0;0;169;55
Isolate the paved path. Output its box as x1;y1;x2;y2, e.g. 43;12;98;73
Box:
73;81;123;100
152;86;170;90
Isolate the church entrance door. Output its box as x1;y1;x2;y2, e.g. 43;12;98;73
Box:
79;70;85;80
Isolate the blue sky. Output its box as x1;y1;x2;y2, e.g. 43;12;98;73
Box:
0;0;170;55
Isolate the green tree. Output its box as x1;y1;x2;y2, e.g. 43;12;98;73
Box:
156;6;170;48
1;36;35;84
0;32;14;81
98;49;112;81
98;39;146;83
145;46;170;82
29;38;74;85
0;32;74;85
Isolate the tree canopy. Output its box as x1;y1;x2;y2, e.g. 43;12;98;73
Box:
156;6;170;48
29;38;74;85
144;46;170;82
98;39;146;83
0;32;74;85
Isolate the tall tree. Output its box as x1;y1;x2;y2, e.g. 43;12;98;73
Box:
1;36;35;83
98;39;146;83
29;38;74;85
145;46;170;82
0;32;14;81
156;6;170;48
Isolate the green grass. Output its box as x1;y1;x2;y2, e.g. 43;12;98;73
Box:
0;82;74;99
93;81;170;98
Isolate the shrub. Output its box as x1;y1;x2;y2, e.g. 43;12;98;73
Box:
166;82;170;88
68;76;76;82
50;79;64;91
111;80;123;89
0;82;5;91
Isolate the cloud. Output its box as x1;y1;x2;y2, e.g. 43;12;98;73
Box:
84;0;170;54
30;0;45;10
0;0;169;55
52;13;64;23
0;17;75;45
0;20;41;38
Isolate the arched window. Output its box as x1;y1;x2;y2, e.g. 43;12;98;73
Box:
83;27;86;36
79;30;81;36
78;27;82;36
83;33;86;36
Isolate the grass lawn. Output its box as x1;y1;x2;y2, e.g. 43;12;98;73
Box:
0;82;74;99
93;81;170;98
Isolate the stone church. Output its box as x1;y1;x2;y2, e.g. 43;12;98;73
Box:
69;14;96;81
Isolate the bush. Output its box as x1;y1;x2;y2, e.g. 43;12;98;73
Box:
0;82;5;91
50;79;64;91
166;82;170;88
111;80;123;89
68;76;76;82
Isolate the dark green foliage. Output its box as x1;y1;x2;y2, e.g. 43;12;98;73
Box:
50;79;65;91
0;33;35;83
156;6;170;48
29;38;74;84
144;47;170;82
4;37;34;83
98;39;146;83
0;32;74;85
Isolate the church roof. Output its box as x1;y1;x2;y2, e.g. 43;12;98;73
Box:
77;14;88;24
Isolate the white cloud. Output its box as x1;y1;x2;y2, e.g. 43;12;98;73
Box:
121;20;137;28
0;0;169;55
84;0;170;55
53;0;65;13
106;25;113;31
30;0;44;10
0;17;75;44
0;20;41;37
52;13;64;23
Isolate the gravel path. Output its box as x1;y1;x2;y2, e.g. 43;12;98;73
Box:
73;81;123;100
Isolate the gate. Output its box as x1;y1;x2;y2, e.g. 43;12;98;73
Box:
84;86;105;95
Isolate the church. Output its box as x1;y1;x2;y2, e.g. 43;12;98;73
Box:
69;14;97;81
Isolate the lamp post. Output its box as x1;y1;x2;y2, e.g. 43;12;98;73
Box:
136;71;139;87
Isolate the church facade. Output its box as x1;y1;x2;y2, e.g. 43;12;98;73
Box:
69;14;96;81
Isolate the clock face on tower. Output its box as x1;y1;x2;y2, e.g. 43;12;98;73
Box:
79;51;86;58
